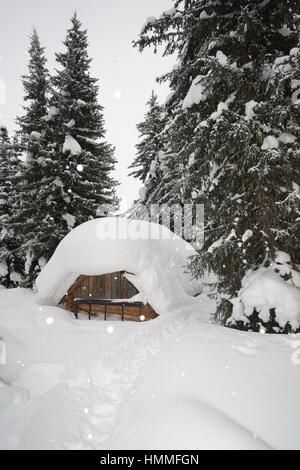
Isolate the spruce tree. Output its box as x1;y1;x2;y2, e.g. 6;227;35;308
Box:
0;127;23;287
12;16;119;287
129;91;166;207
47;13;119;232
135;0;300;331
16;28;49;142
11;29;53;286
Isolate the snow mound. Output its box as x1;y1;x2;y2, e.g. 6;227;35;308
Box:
36;218;202;314
245;100;258;120
182;76;207;109
242;229;253;243
278;133;296;145
216;50;228;66
141;16;156;32
62;213;76;230
109;397;269;450
162;7;177;17
261;136;279;150
65;119;75;129
229;252;300;331
200;10;215;20
275;250;291;265
42;106;59;121
63;135;82;155
30;131;41;140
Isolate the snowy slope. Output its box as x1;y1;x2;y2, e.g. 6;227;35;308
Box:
109;323;300;450
0;288;300;450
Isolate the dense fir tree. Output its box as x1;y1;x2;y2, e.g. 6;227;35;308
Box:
129;91;166;207
11;29;54;286
16;28;49;143
11;16;119;287
46;13;119;232
0;127;23;287
135;0;300;331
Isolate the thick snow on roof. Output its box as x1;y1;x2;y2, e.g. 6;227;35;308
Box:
36;217;202;314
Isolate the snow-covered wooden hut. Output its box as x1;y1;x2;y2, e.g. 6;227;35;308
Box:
36;217;201;321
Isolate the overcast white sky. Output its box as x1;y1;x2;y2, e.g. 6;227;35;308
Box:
0;0;175;210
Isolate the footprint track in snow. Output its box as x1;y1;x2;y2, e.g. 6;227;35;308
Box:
234;345;260;357
63;304;207;449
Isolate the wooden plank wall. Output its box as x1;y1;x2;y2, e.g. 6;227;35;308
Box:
62;271;158;321
74;272;139;299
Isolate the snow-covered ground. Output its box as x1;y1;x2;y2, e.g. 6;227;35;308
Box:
0;288;300;450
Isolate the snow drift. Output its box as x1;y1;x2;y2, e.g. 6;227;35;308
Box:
229;251;300;331
36;217;202;314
